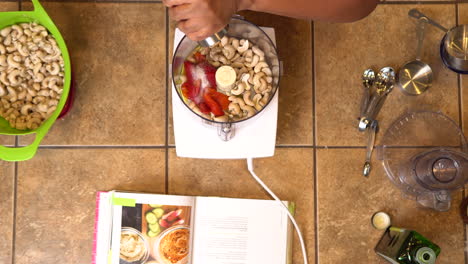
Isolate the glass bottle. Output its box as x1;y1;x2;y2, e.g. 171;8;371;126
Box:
375;227;441;264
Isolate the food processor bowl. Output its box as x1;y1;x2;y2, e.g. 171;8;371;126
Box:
378;111;468;211
171;17;280;141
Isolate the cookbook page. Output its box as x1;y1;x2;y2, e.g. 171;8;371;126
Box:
110;192;195;264
191;197;289;264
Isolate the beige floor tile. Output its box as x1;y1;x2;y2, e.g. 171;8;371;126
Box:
0;160;15;264
0;2;20;148
316;148;464;264
168;12;313;145
14;149;165;264
459;4;468;132
19;2;166;146
168;148;315;263
315;4;458;146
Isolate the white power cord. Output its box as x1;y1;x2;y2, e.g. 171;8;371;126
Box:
246;158;308;264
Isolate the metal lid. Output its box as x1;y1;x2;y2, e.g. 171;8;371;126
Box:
371;212;391;230
198;27;228;47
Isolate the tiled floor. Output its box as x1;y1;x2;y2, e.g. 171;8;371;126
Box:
1;1;467;264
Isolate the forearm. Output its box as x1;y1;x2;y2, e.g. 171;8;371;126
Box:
238;0;378;22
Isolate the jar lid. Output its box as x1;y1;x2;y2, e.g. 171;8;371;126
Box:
415;247;436;264
371;212;391;230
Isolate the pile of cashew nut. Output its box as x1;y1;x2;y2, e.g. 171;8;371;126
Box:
192;36;273;122
0;23;64;130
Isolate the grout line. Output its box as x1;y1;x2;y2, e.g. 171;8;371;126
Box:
8;144;460;149
311;21;319;264
23;145;167;149
379;1;459;4
11;161;18;264
20;0;163;3
458;5;468;264
457;3;468;264
165;7;169;195
275;145;314;148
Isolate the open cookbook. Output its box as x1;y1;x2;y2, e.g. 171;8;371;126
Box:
92;191;294;264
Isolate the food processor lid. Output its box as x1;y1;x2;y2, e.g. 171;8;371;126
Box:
378;111;467;196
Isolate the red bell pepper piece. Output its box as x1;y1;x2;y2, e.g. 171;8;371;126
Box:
206;89;230;111
193;52;206;63
198;102;210;114
203;92;224;116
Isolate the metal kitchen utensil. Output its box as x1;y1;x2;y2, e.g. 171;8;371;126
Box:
441;25;468;74
408;9;448;32
397;17;433;95
409;9;468;74
371;67;396;120
198;27;228;47
358;67;395;132
363;120;378;177
360;69;375;118
0;0;71;161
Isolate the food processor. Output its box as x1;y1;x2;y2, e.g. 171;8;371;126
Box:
171;17;280;159
377;111;468;211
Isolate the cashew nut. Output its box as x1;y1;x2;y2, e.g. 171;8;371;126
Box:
259;78;267;93
220;36;229;47
3;35;11;46
8;69;21;86
253;72;266;88
243;91;255;106
240;104;255;118
214;115;228;122
0;72;9;85
45;62;60;75
262;67;272;76
237;39;249;54
27;117;41;130
252;45;265;59
222;45;236;60
21;103;33;115
229;96;246;108
245;55;260;68
254;62;268;73
7;86;17;102
218;55;229;65
0;27;11;37
231;38;239;49
7;54;20;68
253;94;264;111
260;92;270;105
231;82;246;95
11;25;23;40
228;102;241;116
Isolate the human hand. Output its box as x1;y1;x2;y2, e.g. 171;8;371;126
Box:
163;0;245;41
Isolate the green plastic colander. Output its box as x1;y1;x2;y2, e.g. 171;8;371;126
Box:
0;0;71;162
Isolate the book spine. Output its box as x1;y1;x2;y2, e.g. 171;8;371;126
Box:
92;191;105;264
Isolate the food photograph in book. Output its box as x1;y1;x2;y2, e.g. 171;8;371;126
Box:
119;204;191;264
